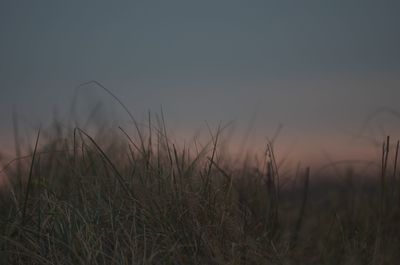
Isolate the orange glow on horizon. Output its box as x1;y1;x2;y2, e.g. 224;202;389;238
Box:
0;128;393;178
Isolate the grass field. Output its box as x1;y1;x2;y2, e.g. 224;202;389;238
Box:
1;115;400;265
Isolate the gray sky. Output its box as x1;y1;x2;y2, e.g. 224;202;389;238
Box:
1;0;400;163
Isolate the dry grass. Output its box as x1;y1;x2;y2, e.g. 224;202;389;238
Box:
1;82;400;264
1;116;400;265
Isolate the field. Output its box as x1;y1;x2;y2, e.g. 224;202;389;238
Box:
1;116;400;265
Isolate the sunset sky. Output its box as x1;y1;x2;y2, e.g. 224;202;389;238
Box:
1;0;400;165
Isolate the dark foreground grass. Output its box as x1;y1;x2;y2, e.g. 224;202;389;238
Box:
1;121;400;265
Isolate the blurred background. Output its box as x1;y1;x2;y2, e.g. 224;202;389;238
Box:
1;0;400;167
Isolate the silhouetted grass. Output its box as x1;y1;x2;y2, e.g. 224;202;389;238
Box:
1;116;400;265
1;81;400;264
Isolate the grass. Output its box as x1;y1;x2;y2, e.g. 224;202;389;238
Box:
1;110;400;264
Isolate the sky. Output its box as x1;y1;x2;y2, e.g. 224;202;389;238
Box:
1;0;400;166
